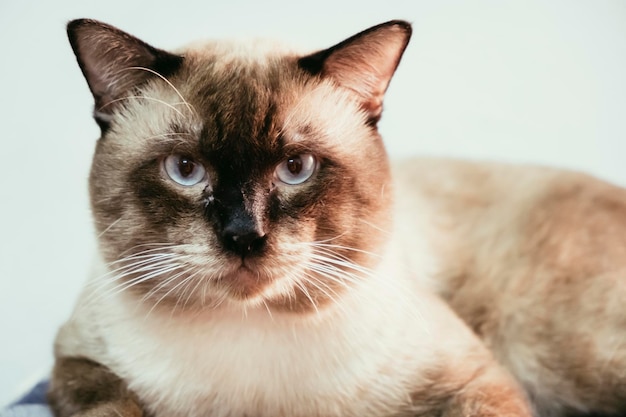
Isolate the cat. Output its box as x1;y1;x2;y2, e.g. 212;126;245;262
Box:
46;18;625;417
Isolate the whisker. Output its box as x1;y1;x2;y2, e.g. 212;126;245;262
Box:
124;66;198;118
141;263;193;300
302;240;430;330
97;216;124;238
302;272;348;317
306;233;349;245
84;256;181;301
100;263;185;302
261;299;274;321
87;254;188;291
309;242;382;259
144;267;198;317
178;267;209;311
293;279;320;316
139;131;196;144
358;218;392;236
308;253;373;282
171;273;201;316
87;248;193;297
98;95;186;119
307;262;355;288
116;242;194;258
106;253;185;274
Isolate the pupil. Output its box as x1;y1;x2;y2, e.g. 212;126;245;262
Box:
287;157;302;175
178;159;194;177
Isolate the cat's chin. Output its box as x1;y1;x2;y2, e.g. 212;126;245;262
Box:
214;265;330;315
220;265;276;301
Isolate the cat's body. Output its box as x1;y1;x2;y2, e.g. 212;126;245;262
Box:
48;19;625;417
395;159;626;416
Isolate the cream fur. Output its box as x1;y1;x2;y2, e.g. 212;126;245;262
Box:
393;158;626;416
56;236;494;417
55;18;626;417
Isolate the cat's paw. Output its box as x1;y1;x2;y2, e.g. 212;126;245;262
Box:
48;356;145;417
441;375;533;417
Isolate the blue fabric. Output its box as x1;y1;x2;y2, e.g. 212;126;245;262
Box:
1;381;53;417
4;380;624;416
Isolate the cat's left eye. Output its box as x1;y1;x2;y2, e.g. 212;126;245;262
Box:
275;154;317;185
163;155;206;186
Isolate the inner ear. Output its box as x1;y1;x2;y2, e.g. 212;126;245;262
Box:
67;19;183;127
299;20;412;123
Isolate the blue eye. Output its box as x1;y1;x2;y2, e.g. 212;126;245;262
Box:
275;154;317;185
163;155;206;186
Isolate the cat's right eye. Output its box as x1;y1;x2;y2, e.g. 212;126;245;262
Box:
163;155;206;186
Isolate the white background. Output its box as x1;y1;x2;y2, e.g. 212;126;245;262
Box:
0;0;625;406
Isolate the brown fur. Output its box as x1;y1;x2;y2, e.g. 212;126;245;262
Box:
49;17;626;417
404;349;532;417
48;357;144;417
396;159;626;415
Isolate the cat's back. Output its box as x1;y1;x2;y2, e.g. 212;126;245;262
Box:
393;157;626;415
393;157;626;254
392;157;614;213
393;156;626;298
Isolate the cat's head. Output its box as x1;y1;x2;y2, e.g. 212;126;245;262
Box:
68;19;411;314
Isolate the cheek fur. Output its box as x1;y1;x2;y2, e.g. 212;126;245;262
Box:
133;161;203;219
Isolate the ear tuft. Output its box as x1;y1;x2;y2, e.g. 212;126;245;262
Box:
67;19;183;128
299;20;412;123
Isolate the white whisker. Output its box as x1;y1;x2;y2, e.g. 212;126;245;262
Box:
144;267;199;317
99;95;186;119
116;242;194;258
358;218;392;235
178;267;209;311
302;272;349;317
310;242;382;259
293;279;320;316
124;66;198;118
261;299;274;321
103;263;185;301
85;257;182;302
97;216;124;238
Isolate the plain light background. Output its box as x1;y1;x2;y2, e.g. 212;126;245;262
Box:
1;0;625;407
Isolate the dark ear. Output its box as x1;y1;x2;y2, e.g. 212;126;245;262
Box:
67;19;183;128
299;20;411;123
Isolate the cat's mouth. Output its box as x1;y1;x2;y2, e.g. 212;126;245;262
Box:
218;262;276;301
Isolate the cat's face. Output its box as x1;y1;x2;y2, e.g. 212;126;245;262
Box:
69;19;411;313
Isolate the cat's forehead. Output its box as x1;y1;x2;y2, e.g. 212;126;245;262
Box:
176;45;365;145
175;42;300;160
179;38;303;112
181;41;292;96
106;38;369;168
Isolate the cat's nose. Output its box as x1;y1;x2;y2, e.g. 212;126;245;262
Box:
220;222;267;257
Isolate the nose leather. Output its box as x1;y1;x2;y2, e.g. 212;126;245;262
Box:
210;184;268;257
221;215;267;256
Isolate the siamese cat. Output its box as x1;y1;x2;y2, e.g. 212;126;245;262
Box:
48;18;625;417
